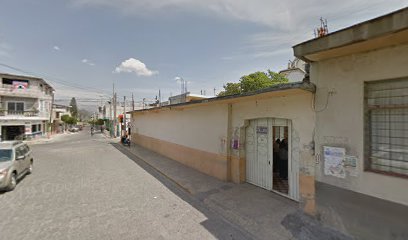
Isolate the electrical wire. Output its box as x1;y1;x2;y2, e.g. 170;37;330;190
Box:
311;89;331;113
0;62;110;97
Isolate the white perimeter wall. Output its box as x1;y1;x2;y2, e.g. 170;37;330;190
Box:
132;103;229;155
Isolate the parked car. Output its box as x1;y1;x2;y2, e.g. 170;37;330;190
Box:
68;126;79;132
0;141;33;191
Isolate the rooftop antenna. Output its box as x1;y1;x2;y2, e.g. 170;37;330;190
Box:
314;17;329;38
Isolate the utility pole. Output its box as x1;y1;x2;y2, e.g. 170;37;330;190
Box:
132;93;135;111
92;112;95;129
158;89;161;107
109;98;112;137
123;96;126;137
113;81;117;138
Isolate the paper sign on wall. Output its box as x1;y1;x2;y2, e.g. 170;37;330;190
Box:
323;146;346;178
344;155;358;177
256;126;268;134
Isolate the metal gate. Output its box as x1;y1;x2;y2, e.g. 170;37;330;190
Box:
245;118;273;190
245;118;299;200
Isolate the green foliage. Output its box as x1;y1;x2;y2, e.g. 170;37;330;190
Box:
96;119;104;126
267;70;289;84
217;83;241;97
61;115;77;125
88;119;105;126
240;71;272;93
69;97;78;118
61;115;70;123
217;70;288;97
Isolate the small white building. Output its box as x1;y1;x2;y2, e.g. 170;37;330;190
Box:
279;58;306;83
51;104;71;133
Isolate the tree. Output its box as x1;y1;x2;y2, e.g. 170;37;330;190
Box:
217;83;241;97
61;114;70;123
61;115;77;125
240;71;273;93
69;97;78;118
217;70;288;96
267;70;289;85
96;119;104;126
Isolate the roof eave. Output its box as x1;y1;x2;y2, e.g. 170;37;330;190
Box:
131;81;315;114
293;7;408;62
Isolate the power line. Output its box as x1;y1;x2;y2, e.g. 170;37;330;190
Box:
0;62;110;97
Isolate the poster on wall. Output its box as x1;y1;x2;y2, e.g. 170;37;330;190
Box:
344;155;358;177
323;146;346;178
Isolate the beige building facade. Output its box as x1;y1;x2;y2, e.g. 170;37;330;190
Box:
131;7;408;239
294;7;408;240
131;82;317;213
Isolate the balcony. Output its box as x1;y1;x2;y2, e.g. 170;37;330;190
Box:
0;110;49;119
0;85;52;100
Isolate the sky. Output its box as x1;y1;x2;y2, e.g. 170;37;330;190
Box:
0;0;407;109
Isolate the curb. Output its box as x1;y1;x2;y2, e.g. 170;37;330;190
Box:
113;143;258;240
116;143;192;195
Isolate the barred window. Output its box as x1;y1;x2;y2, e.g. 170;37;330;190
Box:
365;78;408;177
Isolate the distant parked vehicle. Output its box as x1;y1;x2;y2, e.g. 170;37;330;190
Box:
0;141;33;191
68;126;79;132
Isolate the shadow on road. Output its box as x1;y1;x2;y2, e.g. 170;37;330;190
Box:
111;143;256;240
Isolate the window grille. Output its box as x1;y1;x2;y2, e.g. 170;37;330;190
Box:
365;78;408;177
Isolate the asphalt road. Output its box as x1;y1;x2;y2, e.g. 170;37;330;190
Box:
0;130;250;240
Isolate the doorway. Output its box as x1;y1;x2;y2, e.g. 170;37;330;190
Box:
2;125;25;140
245;118;298;200
272;125;289;195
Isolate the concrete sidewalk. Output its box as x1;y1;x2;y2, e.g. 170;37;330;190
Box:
26;132;77;145
115;142;353;240
117;143;297;240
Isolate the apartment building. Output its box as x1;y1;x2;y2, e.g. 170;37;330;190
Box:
0;73;54;140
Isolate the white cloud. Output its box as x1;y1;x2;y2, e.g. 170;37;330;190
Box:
71;0;407;30
82;58;95;66
114;58;158;76
71;0;407;64
53;46;60;51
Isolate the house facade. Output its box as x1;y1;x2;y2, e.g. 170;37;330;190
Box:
130;7;408;239
279;58;306;83
131;82;316;213
0;73;54;140
51;104;71;133
294;7;408;239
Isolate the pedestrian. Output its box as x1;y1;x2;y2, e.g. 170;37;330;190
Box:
273;139;280;172
279;139;288;179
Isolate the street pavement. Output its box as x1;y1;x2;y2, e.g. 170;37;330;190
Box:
0;130;252;240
